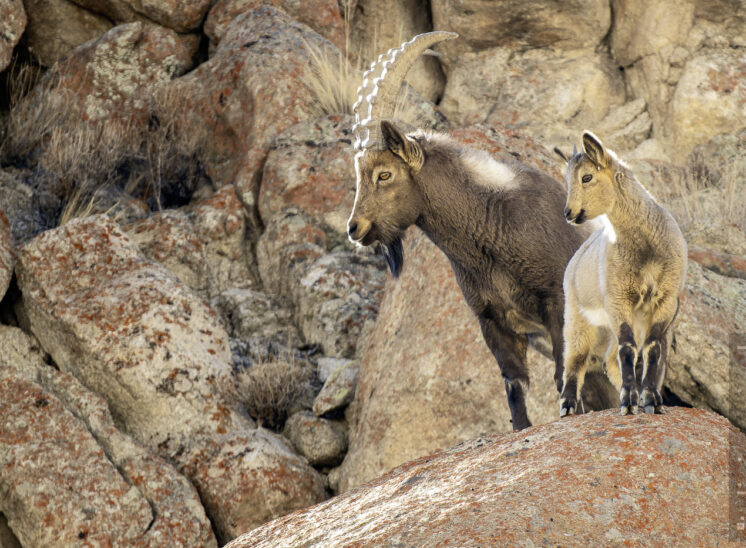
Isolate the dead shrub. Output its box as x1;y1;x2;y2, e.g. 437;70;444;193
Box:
234;357;313;430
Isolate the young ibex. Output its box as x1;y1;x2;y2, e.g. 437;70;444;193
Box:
347;32;605;430
560;132;687;416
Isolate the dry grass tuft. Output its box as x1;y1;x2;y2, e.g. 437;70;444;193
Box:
1;79;207;225
303;4;424;124
234;357;312;429
645;152;746;255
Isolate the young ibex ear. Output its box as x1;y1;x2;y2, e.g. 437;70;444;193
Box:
381;120;424;172
582;131;609;169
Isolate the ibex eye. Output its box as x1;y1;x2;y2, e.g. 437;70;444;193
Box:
378;172;391;181
581;174;593;183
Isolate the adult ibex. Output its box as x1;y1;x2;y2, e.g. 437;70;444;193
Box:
560;132;687;416
347;32;610;430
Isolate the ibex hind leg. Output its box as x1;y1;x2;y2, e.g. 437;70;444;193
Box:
640;321;669;414
617;323;640;415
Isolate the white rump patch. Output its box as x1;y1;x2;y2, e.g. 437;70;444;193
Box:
581;307;610;327
462;150;516;191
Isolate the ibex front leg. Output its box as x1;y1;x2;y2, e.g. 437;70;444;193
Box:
478;312;531;431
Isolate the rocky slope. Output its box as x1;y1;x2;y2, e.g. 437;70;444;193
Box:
0;0;743;545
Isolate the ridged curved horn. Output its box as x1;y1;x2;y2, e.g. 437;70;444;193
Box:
352;31;457;150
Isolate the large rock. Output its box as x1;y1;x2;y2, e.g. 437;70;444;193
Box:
205;0;345;51
168;6;333;201
0;325;216;547
610;0;746;160
259;115;356;244
229;408;745;547
0;211;11;303
181;429;326;544
294;251;385;359
125;185;256;298
440;47;625;148
668;48;746;157
336;230;561;492
23;0;112;67
0;0;26;71
432;0;611;68
71;0;211;32
349;0;445;103
15;215;325;543
256;208;327;299
667;261;746;431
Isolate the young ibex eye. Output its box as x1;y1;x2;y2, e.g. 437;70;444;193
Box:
378;172;392;181
581;174;593;184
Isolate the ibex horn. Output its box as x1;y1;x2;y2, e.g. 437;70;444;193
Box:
353;31;457;150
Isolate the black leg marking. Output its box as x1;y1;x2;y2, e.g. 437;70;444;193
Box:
559;353;586;418
560;377;578;417
505;378;531;430
479;308;531;431
618;323;639;415
641;322;667;414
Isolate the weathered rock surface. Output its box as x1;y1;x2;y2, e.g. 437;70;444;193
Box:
294;251;385;359
125;185;256;297
256;208;328;299
71;0;211;32
229;408;745;547
169;6;332;200
668;48;746;156
0;0;26;71
23;0;112;67
0;211;12;303
181;429;326;544
0;170;46;246
205;0;345;51
349;0;445;103
15;215;325;543
440;47;625;148
260;115;356;244
432;0;611;68
217;287;303;362
610;0;746;160
668;261;746;431
284;410;347;467
0;325;216;547
313;358;359;417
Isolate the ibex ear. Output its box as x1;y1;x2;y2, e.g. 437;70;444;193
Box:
582;131;609;168
381;120;424;172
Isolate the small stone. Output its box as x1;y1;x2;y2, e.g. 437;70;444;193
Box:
284;411;348;467
317;357;353;383
313;360;359;416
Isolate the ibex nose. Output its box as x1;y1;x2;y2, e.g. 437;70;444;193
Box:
564;208;573;221
348;218;372;243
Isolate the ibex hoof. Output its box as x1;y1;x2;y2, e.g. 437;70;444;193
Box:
619;386;639;416
643;404;656;415
559;398;576;418
640;387;663;415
